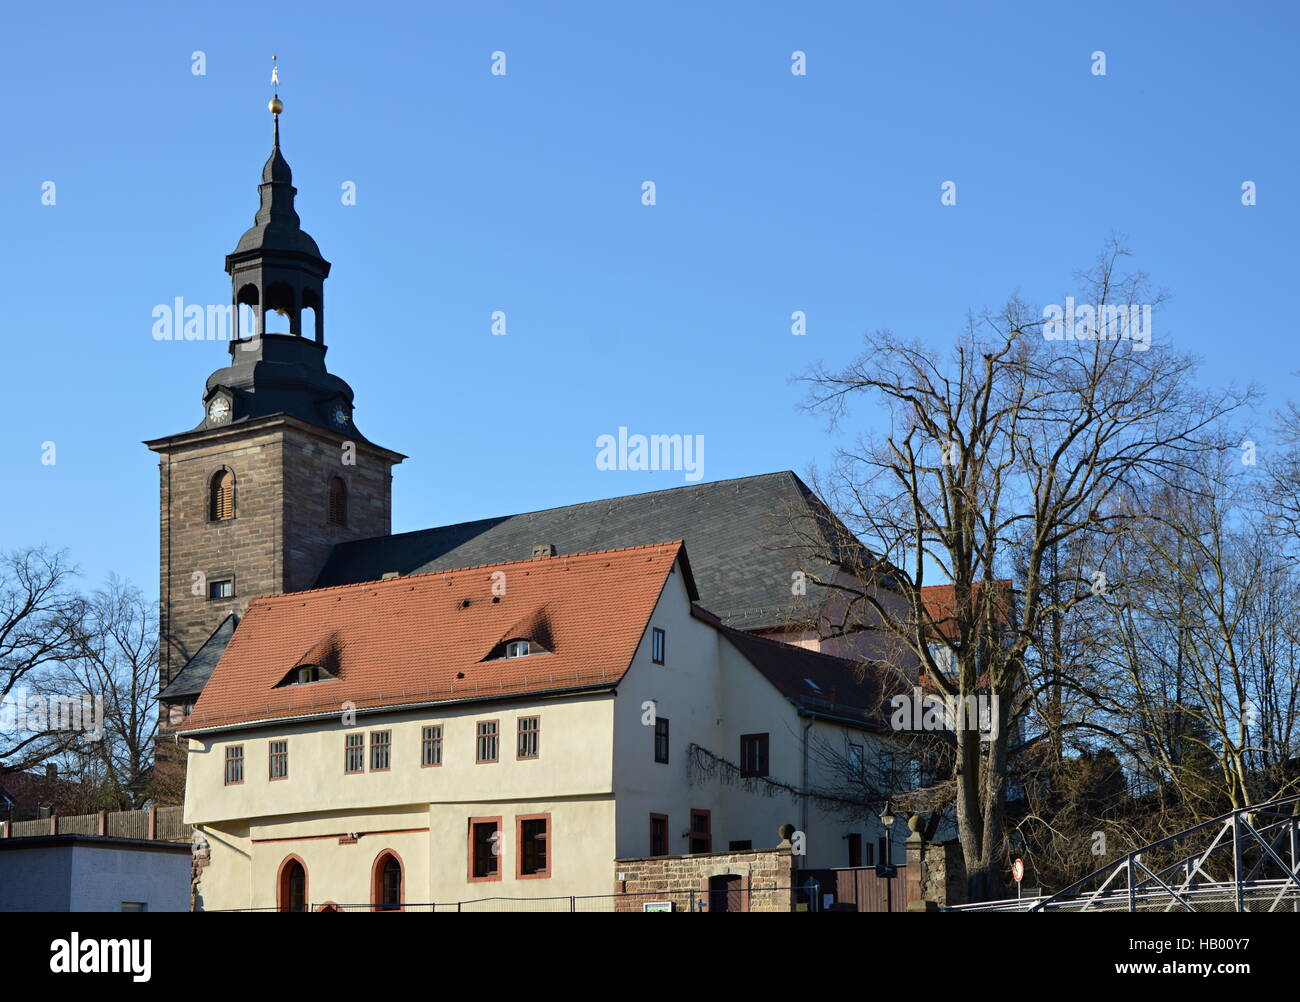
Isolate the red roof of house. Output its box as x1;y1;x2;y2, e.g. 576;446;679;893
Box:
919;581;1014;642
186;541;687;731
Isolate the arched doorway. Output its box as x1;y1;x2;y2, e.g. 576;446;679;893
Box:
371;850;403;911
277;855;308;912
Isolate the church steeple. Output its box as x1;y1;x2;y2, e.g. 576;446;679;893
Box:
224;88;330;343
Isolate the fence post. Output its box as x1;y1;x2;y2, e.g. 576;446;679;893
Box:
49;814;57;836
147;806;157;841
1;820;8;839
569;896;575;913
98;810;108;837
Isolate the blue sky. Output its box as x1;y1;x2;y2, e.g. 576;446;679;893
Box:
1;0;1295;595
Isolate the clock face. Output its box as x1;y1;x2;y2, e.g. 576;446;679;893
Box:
208;398;231;424
332;405;349;427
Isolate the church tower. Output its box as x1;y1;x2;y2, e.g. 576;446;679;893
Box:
146;96;404;799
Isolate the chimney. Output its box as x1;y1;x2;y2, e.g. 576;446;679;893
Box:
531;544;556;560
45;763;57;779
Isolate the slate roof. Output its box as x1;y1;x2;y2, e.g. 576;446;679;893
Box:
710;616;888;729
158;613;239;704
184;542;687;732
316;471;859;632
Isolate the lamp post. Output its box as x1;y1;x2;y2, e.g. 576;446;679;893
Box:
877;801;898;879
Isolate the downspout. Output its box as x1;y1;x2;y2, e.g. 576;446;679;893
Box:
800;713;813;836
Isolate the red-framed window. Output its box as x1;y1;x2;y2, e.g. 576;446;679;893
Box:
269;739;288;780
370;730;391;771
517;716;540;759
468;817;502;882
345;733;364;774
689;809;711;854
422;725;443;767
476;720;499;763
516;814;551;878
649;813;669;857
224;745;244;785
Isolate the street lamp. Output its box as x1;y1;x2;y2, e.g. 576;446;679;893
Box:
877;802;898;878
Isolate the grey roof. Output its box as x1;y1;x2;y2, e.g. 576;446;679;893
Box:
158;614;239;703
315;471;859;631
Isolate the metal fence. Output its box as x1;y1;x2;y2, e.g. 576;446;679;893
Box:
947;793;1300;913
216;885;819;913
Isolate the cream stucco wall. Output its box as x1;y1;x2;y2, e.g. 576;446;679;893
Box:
186;557;929;909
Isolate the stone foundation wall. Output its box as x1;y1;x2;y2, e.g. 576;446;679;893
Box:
613;847;798;912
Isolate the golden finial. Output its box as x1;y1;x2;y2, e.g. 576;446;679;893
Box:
268;56;282;115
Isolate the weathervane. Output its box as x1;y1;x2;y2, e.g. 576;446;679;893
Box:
269;55;282;116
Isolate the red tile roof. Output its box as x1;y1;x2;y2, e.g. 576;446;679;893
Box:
919;581;1014;641
186;541;687;732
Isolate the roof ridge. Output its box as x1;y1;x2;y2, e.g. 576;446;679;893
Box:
331;471;797;550
249;539;686;606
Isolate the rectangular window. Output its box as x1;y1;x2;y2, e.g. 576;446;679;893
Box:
654;717;670;763
208;579;234;599
728;840;752;851
689;809;711;854
517;716;539;759
345;733;364;774
652;627;666;665
370;730;391;771
120;902;147;912
649;813;669;857
517;814;551;878
476;720;499;763
847;833;863;868
223;745;243;785
740;733;769;778
848;743;864;781
422;725;443;767
864;842;875;866
469;817;502;881
268;740;288;780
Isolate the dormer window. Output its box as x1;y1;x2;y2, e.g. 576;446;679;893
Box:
275;662;336;688
483;637;549;661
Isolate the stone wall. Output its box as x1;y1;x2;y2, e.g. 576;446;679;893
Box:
905;828;966;910
150;417;397;798
613;847;799;912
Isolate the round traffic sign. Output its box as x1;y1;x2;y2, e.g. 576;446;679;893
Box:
1012;858;1024;882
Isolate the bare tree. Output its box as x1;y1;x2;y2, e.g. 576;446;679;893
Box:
0;547;87;777
50;577;159;809
798;243;1249;900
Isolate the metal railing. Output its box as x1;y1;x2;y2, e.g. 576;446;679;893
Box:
215;885;818;913
947;794;1300;913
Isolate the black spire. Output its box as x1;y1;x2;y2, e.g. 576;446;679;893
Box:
198;99;363;441
224;106;331;342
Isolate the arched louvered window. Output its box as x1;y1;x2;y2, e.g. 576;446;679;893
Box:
210;469;235;521
328;477;347;526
